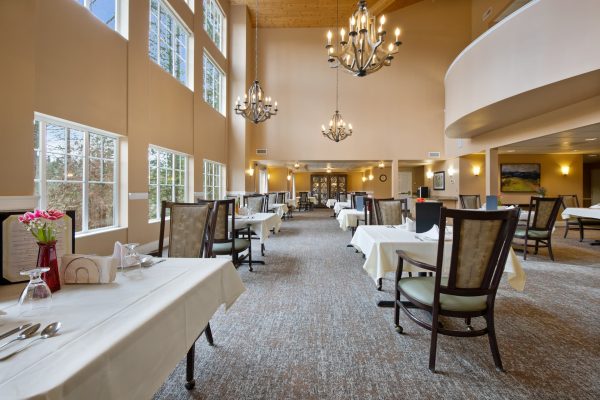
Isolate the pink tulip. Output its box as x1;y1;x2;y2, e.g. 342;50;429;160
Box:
45;209;65;221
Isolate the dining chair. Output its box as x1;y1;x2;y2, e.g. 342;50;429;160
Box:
394;207;520;372
299;191;310;211
210;199;258;271
244;194;265;214
267;192;278;213
559;194;600;241
157;201;217;354
513;196;562;260
459;194;481;209
337;191;348;203
374;198;408;225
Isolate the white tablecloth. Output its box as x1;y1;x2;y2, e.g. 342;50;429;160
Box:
286;198;297;208
0;258;245;399
326;199;337;208
337;209;366;231
269;203;289;218
561;207;600;220
350;225;526;291
334;201;351;214
233;213;282;244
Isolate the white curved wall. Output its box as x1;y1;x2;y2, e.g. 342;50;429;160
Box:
444;0;600;138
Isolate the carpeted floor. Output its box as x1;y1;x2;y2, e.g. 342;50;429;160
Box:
155;209;600;400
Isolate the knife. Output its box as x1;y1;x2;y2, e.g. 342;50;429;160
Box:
0;323;32;341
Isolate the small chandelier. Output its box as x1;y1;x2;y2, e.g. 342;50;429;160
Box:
322;0;353;143
326;0;402;77
235;0;277;123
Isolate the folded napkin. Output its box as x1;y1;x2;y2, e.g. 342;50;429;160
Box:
415;225;452;241
591;204;600;209
405;217;416;232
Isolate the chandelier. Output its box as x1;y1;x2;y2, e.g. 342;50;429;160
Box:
322;0;353;143
326;0;402;77
234;0;277;123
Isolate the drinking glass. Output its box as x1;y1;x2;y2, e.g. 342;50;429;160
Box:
19;268;52;317
121;243;141;273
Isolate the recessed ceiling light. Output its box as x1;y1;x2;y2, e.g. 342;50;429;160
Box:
506;150;516;153
572;150;578;152
563;142;569;145
589;154;598;157
585;138;597;141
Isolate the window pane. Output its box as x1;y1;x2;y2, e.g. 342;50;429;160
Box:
46;124;66;154
148;185;158;220
47;182;83;232
46;154;65;180
175;186;185;202
149;12;159;62
88;183;114;229
67;129;84;155
103;160;114;182
67;155;84;181
103;136;115;159
89;0;116;30
89;158;101;181
89;134;102;158
160;185;173;203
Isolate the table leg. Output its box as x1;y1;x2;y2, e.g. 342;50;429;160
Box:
185;343;195;390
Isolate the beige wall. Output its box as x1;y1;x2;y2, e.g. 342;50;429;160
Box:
362;168;392;198
242;0;471;166
424;159;460;198
0;0;230;255
459;154;486;202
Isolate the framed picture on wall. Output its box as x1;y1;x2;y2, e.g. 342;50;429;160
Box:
500;163;541;192
433;171;445;190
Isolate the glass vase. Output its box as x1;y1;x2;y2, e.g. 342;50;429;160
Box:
37;241;61;293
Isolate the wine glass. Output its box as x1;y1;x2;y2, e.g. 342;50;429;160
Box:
19;268;52;317
121;243;141;273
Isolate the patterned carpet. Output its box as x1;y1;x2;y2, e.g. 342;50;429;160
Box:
154;209;600;399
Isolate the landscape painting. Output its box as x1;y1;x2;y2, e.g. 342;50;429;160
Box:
500;163;541;192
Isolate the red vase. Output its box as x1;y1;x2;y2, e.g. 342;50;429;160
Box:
37;241;61;293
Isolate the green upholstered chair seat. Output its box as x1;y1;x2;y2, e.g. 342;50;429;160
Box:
514;229;550;239
398;277;488;312
212;239;250;254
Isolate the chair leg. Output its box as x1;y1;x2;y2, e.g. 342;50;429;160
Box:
204;323;214;345
429;308;439;372
377;278;382;291
185;343;195;390
465;317;473;331
564;222;569;238
547;238;555;261
394;289;403;333
534;241;539;255
486;311;504;372
261;243;265;256
579;223;584;242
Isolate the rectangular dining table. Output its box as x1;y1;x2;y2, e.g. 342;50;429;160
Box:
0;258;245;399
333;201;351;214
562;206;600;245
337;209;366;231
231;213;282;244
350;225;526;292
268;203;289;218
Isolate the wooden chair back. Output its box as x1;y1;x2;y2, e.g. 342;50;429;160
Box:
277;192;286;204
244;194;265;214
158;201;212;258
374;198;408;225
459;194;481;209
268;192;278;207
212;199;235;256
526;197;562;231
559;194;579;209
337;191;348;202
434;208;519;298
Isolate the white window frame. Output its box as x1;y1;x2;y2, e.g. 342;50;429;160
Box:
203;50;227;116
203;160;226;200
34;112;120;236
75;0;128;38
148;145;189;222
203;0;227;55
149;0;194;89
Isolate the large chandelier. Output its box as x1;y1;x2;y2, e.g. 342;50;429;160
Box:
325;0;402;77
322;0;353;143
234;0;277;123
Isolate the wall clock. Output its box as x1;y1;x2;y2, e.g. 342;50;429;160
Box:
379;174;387;182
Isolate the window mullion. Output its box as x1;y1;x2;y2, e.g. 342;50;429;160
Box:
40;121;48;209
82;131;90;232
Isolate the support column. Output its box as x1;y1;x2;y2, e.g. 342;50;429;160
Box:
485;148;499;196
391;159;399;198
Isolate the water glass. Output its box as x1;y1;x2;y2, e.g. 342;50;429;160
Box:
19;268;52;317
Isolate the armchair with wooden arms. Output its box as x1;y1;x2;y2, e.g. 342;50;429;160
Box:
374;198;408;226
157;201;218;389
513;196;562;260
394;207;520;372
459;194;481;209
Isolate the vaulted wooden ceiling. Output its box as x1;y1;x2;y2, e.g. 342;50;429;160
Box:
229;0;423;28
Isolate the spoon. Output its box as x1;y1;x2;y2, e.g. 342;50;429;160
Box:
0;323;40;351
0;322;61;361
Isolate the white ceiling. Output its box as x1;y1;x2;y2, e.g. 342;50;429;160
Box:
498;123;600;162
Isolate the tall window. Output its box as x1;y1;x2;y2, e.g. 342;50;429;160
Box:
75;0;117;31
203;52;226;115
148;146;188;220
203;160;225;200
203;0;226;54
149;0;192;86
34;115;119;234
